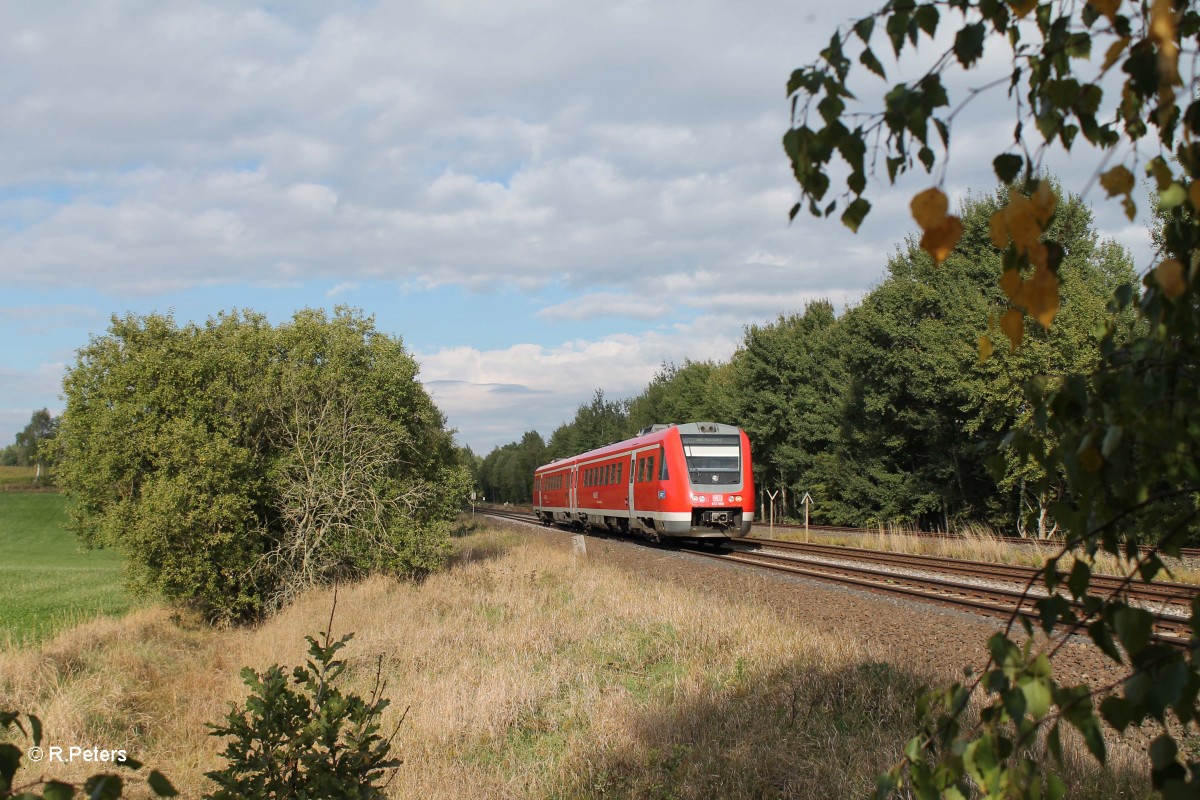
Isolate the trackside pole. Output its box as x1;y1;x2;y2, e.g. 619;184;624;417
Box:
766;488;779;537
801;492;813;543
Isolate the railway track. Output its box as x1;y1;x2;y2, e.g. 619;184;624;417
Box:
475;507;1196;648
762;522;1200;562
682;544;1192;647
742;537;1200;608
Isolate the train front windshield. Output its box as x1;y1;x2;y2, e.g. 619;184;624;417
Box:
681;434;742;486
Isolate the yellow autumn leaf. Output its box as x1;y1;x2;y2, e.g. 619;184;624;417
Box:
1099;165;1135;198
989;209;1008;249
999;269;1022;300
1004;198;1041;251
1147;157;1174;190
1025;267;1061;328
1008;0;1038;17
920;215;963;265
1079;446;1104;473
911;187;949;231
1000;307;1024;350
1088;0;1121;20
1150;0;1180;85
978;335;994;363
1154;259;1187;299
1027;242;1048;270
1031;181;1057;225
1101;37;1130;74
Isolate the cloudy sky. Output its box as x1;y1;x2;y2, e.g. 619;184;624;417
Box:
1;1;1154;455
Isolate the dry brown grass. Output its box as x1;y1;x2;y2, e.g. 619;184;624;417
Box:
0;526;1156;798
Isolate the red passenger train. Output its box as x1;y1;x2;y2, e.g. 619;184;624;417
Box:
532;422;755;541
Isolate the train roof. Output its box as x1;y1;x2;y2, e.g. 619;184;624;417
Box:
533;422;743;473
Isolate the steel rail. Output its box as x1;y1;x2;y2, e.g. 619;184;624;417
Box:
680;545;1192;648
739;538;1200;607
762;523;1200;562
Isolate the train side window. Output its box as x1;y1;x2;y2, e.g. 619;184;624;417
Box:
605;464;611;485
659;447;669;480
637;457;645;482
617;463;623;484
646;456;655;482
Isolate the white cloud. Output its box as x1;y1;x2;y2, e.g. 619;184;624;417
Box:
0;0;1160;453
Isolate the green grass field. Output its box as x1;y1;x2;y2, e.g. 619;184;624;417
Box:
0;492;132;647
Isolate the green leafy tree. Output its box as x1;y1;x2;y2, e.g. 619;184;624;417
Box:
479;431;546;504
727;301;844;521
825;188;1136;530
3;409;58;475
57;307;468;622
545;389;629;461
786;0;1200;795
625;360;733;436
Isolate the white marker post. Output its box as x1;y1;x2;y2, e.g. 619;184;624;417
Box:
801;492;813;541
765;488;779;537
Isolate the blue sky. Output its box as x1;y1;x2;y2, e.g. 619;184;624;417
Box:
0;1;1155;454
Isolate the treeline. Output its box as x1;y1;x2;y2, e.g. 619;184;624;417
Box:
1;408;57;473
480;186;1139;534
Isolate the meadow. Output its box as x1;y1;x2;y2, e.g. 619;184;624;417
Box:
0;524;1155;799
0;490;132;646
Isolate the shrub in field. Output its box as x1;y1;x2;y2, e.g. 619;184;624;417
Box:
57;307;471;622
205;629;402;800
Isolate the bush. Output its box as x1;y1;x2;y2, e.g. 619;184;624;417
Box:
205;628;402;799
57;307;470;621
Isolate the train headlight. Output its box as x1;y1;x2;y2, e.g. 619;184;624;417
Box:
733;495;742;502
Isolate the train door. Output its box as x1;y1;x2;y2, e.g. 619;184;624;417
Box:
627;452;636;518
570;465;578;516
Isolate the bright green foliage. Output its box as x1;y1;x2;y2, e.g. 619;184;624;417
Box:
726;302;843;517
785;0;1200;796
1;709;177;799
205;629;401;800
57;307;469;622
